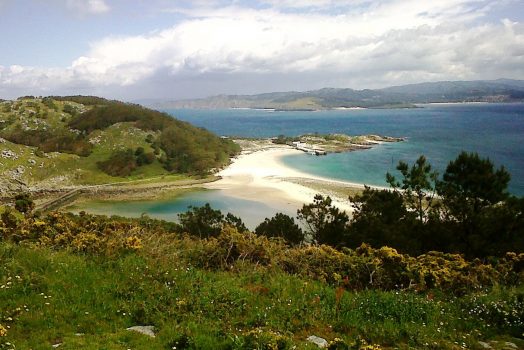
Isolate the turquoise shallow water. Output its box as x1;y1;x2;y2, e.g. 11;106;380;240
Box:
72;190;297;230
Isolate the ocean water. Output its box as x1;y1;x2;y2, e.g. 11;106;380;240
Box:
166;103;524;196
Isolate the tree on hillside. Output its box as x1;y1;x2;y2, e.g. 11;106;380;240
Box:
436;152;512;256
97;149;138;177
297;195;349;247
225;213;248;233
386;155;438;223
348;186;420;253
178;204;248;238
14;193;35;215
344;152;521;257
255;213;304;246
178;204;224;238
437;151;510;222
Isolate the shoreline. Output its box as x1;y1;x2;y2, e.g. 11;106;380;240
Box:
204;145;372;214
30;144;384;217
62;145;382;217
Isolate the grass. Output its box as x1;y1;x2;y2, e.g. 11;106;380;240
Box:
1;239;522;349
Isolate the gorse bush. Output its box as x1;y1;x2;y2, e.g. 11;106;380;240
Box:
1;212;144;256
1;211;522;295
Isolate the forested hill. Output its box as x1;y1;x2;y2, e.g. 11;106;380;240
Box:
0;96;239;194
150;79;524;110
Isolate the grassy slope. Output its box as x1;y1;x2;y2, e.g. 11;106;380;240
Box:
1;240;523;350
0;98;184;187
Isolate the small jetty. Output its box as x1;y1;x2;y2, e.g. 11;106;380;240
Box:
292;141;327;156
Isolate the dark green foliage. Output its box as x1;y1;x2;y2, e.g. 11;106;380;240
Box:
2;96;240;175
62;103;79;116
14;193;34;215
156;126;239;174
68;102;176;133
297;194;349;247
134;147;155;166
435;152;513;257
178;204;225;238
97;147;156;177
1;207;18;232
346;152;522;258
97;149;137;177
178;204;247;238
3;127;93;156
66;98;240;174
224;213;248;233
41;97;58;110
255;213;304;245
438;151;510;221
348;187;420;253
50;95;114;106
386;155;438;223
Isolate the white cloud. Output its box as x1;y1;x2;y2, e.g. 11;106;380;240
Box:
65;0;110;15
1;0;523;98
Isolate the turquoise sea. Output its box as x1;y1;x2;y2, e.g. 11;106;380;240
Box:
166;103;524;196
72;103;524;228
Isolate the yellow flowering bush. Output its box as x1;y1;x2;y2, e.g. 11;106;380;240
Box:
2;211;523;293
123;236;142;251
241;328;291;350
187;226;279;269
8;212;149;256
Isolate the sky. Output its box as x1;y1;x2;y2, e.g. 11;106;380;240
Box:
0;0;523;101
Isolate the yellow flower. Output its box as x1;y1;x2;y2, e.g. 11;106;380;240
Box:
124;236;142;250
34;220;47;227
0;324;7;337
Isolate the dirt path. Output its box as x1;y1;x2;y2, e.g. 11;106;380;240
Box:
33;176;221;212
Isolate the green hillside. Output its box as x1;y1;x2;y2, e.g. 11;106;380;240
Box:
0;96;239;191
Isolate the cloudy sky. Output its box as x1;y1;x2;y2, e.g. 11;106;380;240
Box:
0;0;523;101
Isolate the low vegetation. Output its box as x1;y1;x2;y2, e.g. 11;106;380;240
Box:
0;209;523;349
0;152;523;349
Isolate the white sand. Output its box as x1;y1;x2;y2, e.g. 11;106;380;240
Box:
205;146;360;213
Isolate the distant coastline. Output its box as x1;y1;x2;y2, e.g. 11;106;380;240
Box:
144;79;524;110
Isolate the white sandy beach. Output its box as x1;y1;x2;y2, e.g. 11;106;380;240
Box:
205;146;362;214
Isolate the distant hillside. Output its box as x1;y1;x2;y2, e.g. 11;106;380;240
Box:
0;96;239;195
150;79;524;110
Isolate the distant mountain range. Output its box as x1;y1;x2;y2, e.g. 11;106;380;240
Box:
146;79;524;110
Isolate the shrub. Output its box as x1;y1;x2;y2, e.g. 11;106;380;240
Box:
97;149;137;177
255;213;304;246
